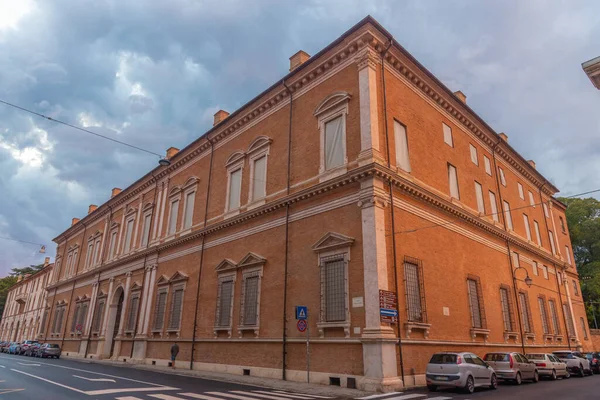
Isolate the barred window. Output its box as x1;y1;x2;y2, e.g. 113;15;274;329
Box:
499;287;514;332
563;303;576;336
215;278;234;327
538;297;550;334
40;310;48;335
467;278;485;329
126;295;139;332
581;317;588;339
573;280;579;296
240;273;260;326
92;300;105;333
78;302;88;331
322;256;346;322
57;306;65;334
168;288;184;330
404;258;426;323
548;300;561;335
152;290;168;331
71;304;81;333
519;292;533;333
52;309;59;333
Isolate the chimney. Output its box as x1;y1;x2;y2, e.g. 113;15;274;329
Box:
289;50;310;72
528;160;536;169
111;188;122;198
44;257;50;266
166;147;180;159
17;275;22;283
213;110;230;127
499;132;508;142
454;90;467;103
88;204;98;214
71;217;80;226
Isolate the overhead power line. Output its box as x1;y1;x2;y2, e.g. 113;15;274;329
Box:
0;236;46;253
0;99;164;159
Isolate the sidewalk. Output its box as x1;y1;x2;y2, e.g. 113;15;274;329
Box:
65;356;375;398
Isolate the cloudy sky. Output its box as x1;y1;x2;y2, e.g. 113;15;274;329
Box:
0;0;599;276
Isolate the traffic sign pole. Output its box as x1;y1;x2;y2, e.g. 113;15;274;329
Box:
306;319;310;383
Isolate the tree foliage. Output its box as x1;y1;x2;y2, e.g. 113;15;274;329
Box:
0;275;18;319
10;263;44;277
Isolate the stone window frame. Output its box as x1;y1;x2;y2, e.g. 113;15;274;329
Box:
140;203;154;248
469;143;479;166
180;177;199;233
483;155;492;175
314;92;351;182
51;300;68;337
122;206;138;254
214;259;238;338
65;245;79;278
71;295;90;336
518;289;535;340
91;291;106;336
39;306;50;337
247;136;272;209
466;274;490;341
499;284;518;343
538;294;552;342
151;277;170;335
224;152;245;216
125;283;142;335
107;222;120;260
85;231;103;270
166;186;182;237
237;253;266;337
166;272;189;335
548;298;563;341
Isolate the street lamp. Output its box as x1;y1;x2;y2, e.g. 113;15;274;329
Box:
513;265;533;287
158;158;171;167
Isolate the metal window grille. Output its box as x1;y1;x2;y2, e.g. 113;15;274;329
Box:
126;296;139;331
78;302;88;330
467;279;483;328
573;280;579;296
500;288;513;332
404;257;426;323
241;274;259;326
71;304;80;333
52;309;59;333
322;255;346;322
519;292;533;333
538;297;550;334
548;300;561;335
168;289;184;330
563;303;576;336
215;279;234;327
153;291;167;331
40;311;48;334
92;301;105;333
581;317;588;339
57;307;65;334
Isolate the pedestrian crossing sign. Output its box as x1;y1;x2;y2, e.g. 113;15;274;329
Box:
295;305;308;320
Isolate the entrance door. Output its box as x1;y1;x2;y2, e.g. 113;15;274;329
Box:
109;292;124;358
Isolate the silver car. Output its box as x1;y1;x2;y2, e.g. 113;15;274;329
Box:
483;352;539;384
426;352;498;394
526;353;570;380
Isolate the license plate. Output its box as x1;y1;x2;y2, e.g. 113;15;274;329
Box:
436;376;449;381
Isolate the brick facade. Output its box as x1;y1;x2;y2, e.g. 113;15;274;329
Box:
30;16;590;392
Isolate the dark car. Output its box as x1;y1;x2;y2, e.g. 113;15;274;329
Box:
586;352;600;374
19;340;39;355
35;343;61;359
0;341;9;352
24;343;42;357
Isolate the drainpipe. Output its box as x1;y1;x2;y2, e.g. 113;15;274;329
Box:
379;37;405;382
281;79;293;380
190;136;215;370
491;139;526;354
84;274;101;359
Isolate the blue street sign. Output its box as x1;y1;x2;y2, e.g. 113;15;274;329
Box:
380;308;398;317
296;305;308;320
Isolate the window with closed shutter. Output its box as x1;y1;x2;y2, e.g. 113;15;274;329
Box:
548;300;560;335
394;121;411;173
324;115;345;170
498;167;506;186
79;302;88;331
563;303;576;336
448;164;460;199
242;275;259;326
168;289;184;330
470;144;478;165
519;292;533;333
216;279;234;327
40;310;48;334
227;169;242;211
443;123;453;147
475;182;485;214
183;191;195;229
484;156;492;175
71;304;80;333
489;191;499;222
324;257;346;322
153;291;168;331
518;182;524;199
500;287;513;332
523;214;532;241
467;279;483;328
548;230;557;255
92;300;105;333
404;259;426;322
503;201;513;229
538;297;550;334
581;317;588;339
534;221;542;246
126;296;139;332
252;156;267;200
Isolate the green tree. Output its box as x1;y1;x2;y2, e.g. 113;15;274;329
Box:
10;263;44;277
559;196;600;327
0;275;18;318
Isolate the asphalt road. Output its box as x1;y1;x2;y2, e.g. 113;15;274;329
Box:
1;352;599;400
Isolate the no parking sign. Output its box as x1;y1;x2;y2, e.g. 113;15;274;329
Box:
297;319;307;332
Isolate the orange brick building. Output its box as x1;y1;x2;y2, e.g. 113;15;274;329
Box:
41;16;590;391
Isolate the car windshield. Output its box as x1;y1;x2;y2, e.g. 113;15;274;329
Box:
554;353;575;359
484;353;509;362
429;354;457;364
526;354;545;360
47;344;59;348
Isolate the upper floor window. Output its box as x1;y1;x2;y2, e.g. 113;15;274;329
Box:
543;202;550;218
498;167;506;186
404;257;426;323
181;178;198;230
394;120;411;173
467;276;486;329
499;286;515;332
559;216;566;234
247;136;271;206
538;297;550;335
141;210;152;247
518;291;533;333
573;280;579;296
517;182;524;200
548;299;561;335
483;155;492;175
523;214;532;241
474;182;485;214
528;191;535;207
448;163;460;199
324;116;345;170
123;217;135;253
225;152;244;213
108;227;118;260
534;220;542;246
469;144;478;166
314;92;350;175
489;191;499;222
565;246;572;265
548;230;557;255
443;123;453;147
167;188;181;235
503;200;513;230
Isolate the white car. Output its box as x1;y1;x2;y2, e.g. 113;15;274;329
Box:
552;351;592;377
526;353;570;380
426;352;498;394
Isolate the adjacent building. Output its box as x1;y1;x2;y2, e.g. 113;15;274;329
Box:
38;16;589;391
0;258;54;342
583;56;600;89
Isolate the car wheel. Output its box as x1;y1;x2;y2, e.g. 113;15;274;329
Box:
551;369;557;380
489;373;498;390
427;385;438;392
463;375;475;394
515;372;522;385
532;370;539;383
564;370;571;379
56;356;60;359
579;365;585;378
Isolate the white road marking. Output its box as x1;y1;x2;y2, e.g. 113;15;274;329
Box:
426;397;453;400
0;366;5;368
178;393;231;400
0;389;26;395
382;396;426;400
148;394;187;400
17;362;40;366
357;394;403;400
11;369;86;394
207;392;286;400
86;387;180;396
230;391;298;400
73;374;116;383
116;397;144;400
253;391;319;400
274;392;332;399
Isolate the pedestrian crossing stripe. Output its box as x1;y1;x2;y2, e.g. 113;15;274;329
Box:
121;391;336;400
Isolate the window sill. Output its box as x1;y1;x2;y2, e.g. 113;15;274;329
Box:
543;334;554;342
470;328;490;342
524;332;535;343
316;321;350;338
554;335;564;342
404;322;431;339
238;326;260;338
213;326;233;338
246;199;266;211
503;331;519;343
318;165;347;183
223;209;240;219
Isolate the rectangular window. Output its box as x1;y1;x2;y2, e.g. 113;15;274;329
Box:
489;191;499;222
565;246;572;264
542;265;549;279
71;304;81;333
324;115;345;170
85;242;94;268
183;191;195;229
92;300;105;333
563;304;576;336
168;288;184;330
534;221;542;246
242;274;259;326
532;261;538;276
475;182;485;214
559;216;566;233
168;199;179;235
519;292;533;333
581;317;588;339
216;279;234;327
498;167;506;186
252;155;267;200
123;218;134;253
523;214;532;241
543;202;549;218
79;302;88;330
483;155;492;175
228;168;242;211
152;291;168;331
518;183;524;199
109;231;118;259
448;164;460;199
500;287;513;332
548;230;556;255
467;278;484;329
141;214;152;247
126;295;139;332
538;297;550;334
324;257;346;322
529;191;535;207
573;280;579;296
548;300;561;335
394;120;411;172
404;259;426;323
93;238;101;265
503;201;513;230
443;123;453;147
469;144;478;165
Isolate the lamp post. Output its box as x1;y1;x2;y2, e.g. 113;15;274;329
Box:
512;265;533;354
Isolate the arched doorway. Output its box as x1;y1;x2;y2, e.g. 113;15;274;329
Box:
103;287;124;359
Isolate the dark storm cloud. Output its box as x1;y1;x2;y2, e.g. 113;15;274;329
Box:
0;0;599;274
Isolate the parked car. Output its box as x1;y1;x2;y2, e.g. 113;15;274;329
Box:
553;351;592;377
24;343;41;357
426;352;498;394
483;352;538;384
35;343;61;359
0;341;9;353
19;340;39;355
585;352;600;374
7;342;21;354
526;353;570;380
